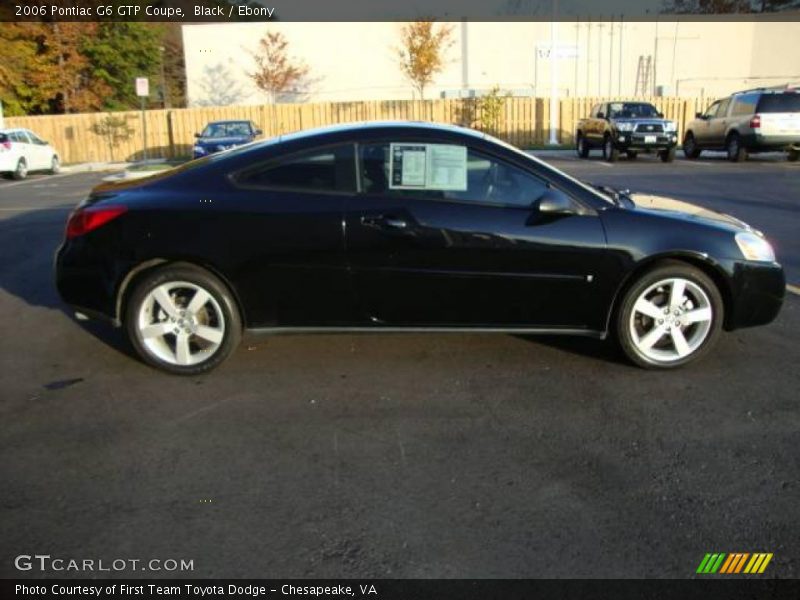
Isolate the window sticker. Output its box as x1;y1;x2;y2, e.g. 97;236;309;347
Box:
389;143;467;191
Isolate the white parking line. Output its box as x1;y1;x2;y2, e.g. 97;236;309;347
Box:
0;171;90;189
787;285;800;297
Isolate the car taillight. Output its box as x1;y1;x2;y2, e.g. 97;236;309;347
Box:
66;205;127;239
0;141;10;151
750;114;761;129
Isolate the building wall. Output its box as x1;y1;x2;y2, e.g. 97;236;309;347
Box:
182;21;800;106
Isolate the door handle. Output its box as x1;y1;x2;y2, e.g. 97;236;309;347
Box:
360;215;408;229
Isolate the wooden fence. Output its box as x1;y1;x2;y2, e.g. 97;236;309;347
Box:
4;96;711;164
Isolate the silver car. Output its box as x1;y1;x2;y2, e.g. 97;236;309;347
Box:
683;86;800;162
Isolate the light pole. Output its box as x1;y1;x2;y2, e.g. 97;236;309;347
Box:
159;45;169;109
548;0;559;145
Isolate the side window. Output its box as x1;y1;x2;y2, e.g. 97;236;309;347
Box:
716;98;732;118
236;144;356;192
731;94;758;117
704;101;721;119
360;142;549;208
26;131;46;145
12;131;30;143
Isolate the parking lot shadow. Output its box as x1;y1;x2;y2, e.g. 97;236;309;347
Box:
513;333;628;366
0;206;138;362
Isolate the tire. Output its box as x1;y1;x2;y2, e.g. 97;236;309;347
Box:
626;150;638;160
682;133;701;159
602;136;619;163
12;158;27;180
660;146;676;163
576;134;590;158
125;264;242;375
726;133;747;162
50;155;61;175
788;149;799;162
616;261;723;369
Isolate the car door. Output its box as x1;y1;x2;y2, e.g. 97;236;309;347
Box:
707;97;732;148
588;103;607;145
10;130;35;168
24;130;52;170
693;101;719;147
223;143;357;327
344;139;609;329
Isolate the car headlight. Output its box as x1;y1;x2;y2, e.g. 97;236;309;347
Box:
193;145;206;155
664;122;677;132
616;122;635;132
735;231;775;262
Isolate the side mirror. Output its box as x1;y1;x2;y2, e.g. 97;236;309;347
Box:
194;132;201;138
254;129;263;136
597;112;606;119
657;112;664;118
695;112;705;119
537;189;574;215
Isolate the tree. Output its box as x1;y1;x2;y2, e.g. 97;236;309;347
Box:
248;31;310;103
90;113;135;162
395;21;454;100
195;63;248;107
82;23;163;111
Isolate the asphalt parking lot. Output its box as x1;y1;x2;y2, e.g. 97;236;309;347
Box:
1;158;798;578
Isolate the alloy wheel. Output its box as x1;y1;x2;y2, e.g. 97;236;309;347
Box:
628;277;713;364
136;281;226;366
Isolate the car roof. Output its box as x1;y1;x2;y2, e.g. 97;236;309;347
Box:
205;120;253;125
274;121;489;144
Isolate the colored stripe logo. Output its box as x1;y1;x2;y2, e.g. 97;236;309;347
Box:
696;553;773;574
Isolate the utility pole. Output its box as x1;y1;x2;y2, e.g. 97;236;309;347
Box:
609;16;614;97
618;16;624;96
596;21;604;97
586;21;591;96
548;0;560;145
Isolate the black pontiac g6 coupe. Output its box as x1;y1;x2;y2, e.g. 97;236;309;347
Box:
55;122;785;374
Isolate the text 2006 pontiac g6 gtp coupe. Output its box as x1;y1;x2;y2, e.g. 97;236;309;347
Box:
55;122;784;374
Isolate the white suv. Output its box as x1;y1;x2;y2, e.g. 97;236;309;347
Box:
0;128;60;180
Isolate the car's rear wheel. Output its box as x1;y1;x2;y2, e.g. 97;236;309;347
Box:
660;147;676;163
788;148;799;162
576;134;590;158
726;133;747;162
50;156;61;175
125;264;242;375
626;150;638;160
617;262;723;369
13;158;27;180
683;133;701;159
603;136;619;162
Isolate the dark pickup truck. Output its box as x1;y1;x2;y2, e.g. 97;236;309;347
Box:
575;101;679;162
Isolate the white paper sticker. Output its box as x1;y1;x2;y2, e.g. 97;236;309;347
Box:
389;143;467;191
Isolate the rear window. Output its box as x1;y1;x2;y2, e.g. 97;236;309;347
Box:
756;93;800;113
0;133;8;143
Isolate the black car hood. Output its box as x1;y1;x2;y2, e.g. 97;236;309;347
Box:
629;193;751;231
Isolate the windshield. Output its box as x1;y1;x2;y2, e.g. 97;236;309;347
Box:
756;93;800;113
608;103;660;118
200;122;252;138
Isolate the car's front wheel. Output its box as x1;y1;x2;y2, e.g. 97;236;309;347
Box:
683;133;701;159
617;262;723;369
603;136;619;162
50;156;61;174
788;148;799;162
660;146;676;163
125;264;242;375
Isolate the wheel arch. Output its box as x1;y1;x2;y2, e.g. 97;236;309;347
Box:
605;252;734;335
114;258;247;328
